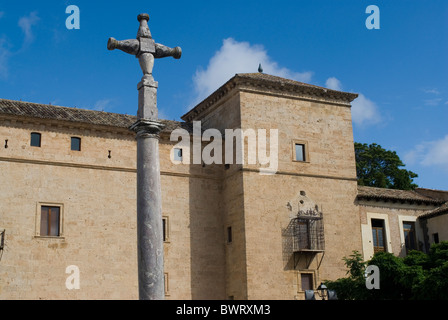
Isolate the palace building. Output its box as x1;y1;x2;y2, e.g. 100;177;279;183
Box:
0;73;447;299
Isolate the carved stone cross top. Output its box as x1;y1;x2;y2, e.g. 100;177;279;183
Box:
107;13;181;121
107;13;182;83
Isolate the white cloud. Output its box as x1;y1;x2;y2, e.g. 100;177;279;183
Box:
1;12;40;79
325;77;381;127
18;11;40;46
424;98;442;106
0;37;12;79
422;88;440;95
93;99;113;111
191;38;313;108
351;93;381;126
405;135;448;172
325;77;342;91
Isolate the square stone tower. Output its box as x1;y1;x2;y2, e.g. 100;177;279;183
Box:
182;73;362;300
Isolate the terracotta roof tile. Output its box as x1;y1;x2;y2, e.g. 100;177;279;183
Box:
0;98;191;133
181;72;359;122
419;202;448;219
357;185;445;205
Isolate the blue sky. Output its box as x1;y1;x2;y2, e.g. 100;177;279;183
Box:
0;0;447;190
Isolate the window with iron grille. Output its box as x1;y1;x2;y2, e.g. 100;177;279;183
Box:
292;213;325;252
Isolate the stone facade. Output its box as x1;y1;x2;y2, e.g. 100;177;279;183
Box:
0;73;446;300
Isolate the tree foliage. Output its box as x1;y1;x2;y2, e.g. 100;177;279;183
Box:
354;142;418;190
325;242;448;300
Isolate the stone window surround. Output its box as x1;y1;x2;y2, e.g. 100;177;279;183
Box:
162;216;170;243
34;202;65;239
398;215;420;252
291;139;310;163
364;212;393;259
297;269;317;293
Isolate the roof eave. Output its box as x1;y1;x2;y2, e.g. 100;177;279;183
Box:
181;73;359;122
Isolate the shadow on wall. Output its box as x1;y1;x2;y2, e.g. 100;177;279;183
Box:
189;175;226;299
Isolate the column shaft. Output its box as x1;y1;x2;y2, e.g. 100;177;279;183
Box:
136;132;165;300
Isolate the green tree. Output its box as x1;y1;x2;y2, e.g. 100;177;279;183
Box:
323;251;368;300
355;142;418;190
325;242;448;300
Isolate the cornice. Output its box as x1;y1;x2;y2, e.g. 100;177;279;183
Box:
181;73;359;122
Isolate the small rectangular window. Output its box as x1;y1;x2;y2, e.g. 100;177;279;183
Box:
173;148;183;161
164;273;169;296
295;144;305;161
403;221;417;253
433;233;439;244
40;206;61;237
372;219;386;253
71;137;81;151
162;217;168;242
30;132;41;147
301;273;314;291
227;226;232;243
0;229;5;250
293;142;308;162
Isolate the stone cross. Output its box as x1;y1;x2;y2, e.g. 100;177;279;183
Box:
108;13;181;120
107;13;181;300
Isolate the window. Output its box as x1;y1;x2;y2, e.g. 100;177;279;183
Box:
301;273;314;291
371;219;386;253
292;140;309;162
433;233;439;244
162;217;169;242
295;144;306;162
30;132;41;147
227;226;232;243
297;221;310;249
164;273;169;296
40;206;61;237
293;215;325;252
403;222;417;253
0;229;5;251
71;137;81;151
173;148;183;161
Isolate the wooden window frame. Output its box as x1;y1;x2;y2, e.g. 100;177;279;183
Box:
35;202;64;239
297;270;317;293
371;219;386;254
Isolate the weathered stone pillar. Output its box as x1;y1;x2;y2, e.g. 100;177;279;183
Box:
131;119;165;300
130;78;165;300
107;13;181;300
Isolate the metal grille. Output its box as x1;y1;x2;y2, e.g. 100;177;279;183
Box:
292;214;325;252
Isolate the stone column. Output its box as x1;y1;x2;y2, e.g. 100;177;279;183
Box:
107;13;181;300
130;78;165;300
